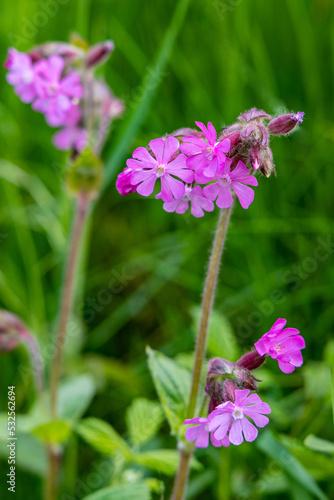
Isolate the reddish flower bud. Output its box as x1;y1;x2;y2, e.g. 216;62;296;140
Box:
0;311;26;352
268;112;304;135
207;357;235;377
223;379;237;403
236;349;266;371
169;127;205;139
86;40;115;68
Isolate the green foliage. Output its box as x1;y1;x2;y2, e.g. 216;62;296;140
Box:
126;397;164;445
76;417;132;459
32;420;72;444
146;346;191;435
0;0;333;498
82;482;151;500
135;449;201;476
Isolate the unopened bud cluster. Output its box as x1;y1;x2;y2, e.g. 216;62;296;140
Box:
184;318;305;448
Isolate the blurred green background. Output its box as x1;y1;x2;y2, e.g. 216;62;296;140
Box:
0;0;333;499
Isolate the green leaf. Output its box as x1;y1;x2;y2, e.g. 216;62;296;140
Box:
126;397;164;445
304;435;334;455
76;417;132;459
58;374;96;420
32;420;72;444
146;346;191;434
82;482;151;500
191;307;239;360
134;449;201;476
0;431;47;477
257;431;328;500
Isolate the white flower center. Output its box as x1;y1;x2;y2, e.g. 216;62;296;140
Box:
232;407;244;420
156;164;165;177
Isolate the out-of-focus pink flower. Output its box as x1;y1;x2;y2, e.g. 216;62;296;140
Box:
184;417;230;448
33;55;83;126
116;167;139;196
161;185;214;218
5;48;37;103
208;389;271;445
52;105;87;152
181;122;230;177
203;159;258;209
126;137;194;202
254;318;305;374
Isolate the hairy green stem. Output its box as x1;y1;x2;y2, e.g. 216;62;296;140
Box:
50;193;90;417
171;205;233;500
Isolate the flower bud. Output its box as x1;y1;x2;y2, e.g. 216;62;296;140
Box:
207;357;235;377
66;147;104;200
236;349;266;371
86;40;115;68
223;379;237;403
238;108;272;123
0;311;26;352
268;112;304;135
220;130;241;156
169;128;205;139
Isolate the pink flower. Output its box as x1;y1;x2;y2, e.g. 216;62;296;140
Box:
116;167;139;196
208;389;271;446
33;55;83;126
184;417;230;448
5;48;37;103
254;318;305;374
127;137;194;202
52;105;87;152
181;122;230;177
203;159;258;209
161;185;214;218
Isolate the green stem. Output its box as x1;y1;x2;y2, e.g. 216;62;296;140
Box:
50;193;90;418
171;206;233;500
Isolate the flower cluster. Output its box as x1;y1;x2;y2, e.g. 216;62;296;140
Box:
117;109;304;217
5;39;124;155
185;318;305;448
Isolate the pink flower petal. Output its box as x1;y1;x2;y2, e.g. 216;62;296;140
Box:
240;417;258;442
149;138;165;163
278;360;295;373
163;136;180;162
216;183;233;208
160;175;185;202
231;181;255;209
136;174;157;197
132;147;157;165
229;419;243;445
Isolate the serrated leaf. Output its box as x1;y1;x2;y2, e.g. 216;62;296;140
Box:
257;431;328;500
32;420;72;443
191;307;239;360
126;398;164;445
134;449;201;476
304;435;334;455
0;431;47;477
58;374;96;420
146;346;191;434
76;417;132;459
82;482;150;500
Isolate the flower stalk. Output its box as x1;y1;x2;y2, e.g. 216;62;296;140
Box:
171;204;233;500
50;192;90;418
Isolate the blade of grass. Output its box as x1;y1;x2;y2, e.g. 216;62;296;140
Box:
103;0;191;189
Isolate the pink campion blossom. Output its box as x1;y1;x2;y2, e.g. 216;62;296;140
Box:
116;167;139;196
33;55;83;127
52;105;87;152
254;318;305;374
203;158;258;209
5;48;37;103
184;417;230;448
181;122;230;178
208;389;271;446
161;185;214;218
127;137;194;202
